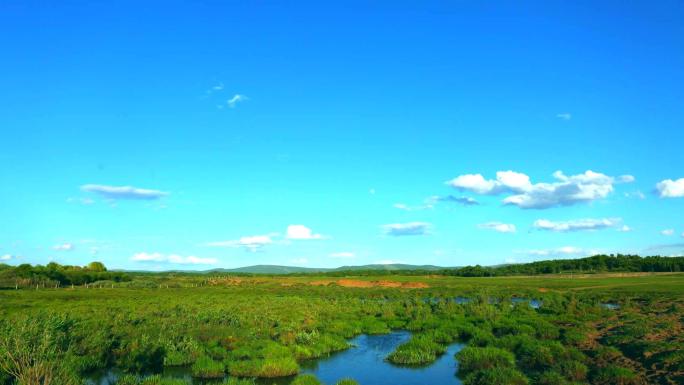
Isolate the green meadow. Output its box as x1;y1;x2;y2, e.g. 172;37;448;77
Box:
1;266;683;385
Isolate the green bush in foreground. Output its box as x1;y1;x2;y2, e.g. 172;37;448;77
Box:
191;355;224;378
386;335;446;365
228;357;299;378
290;374;322;385
463;367;529;385
456;346;515;376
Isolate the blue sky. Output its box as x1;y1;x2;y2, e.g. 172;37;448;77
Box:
1;1;683;270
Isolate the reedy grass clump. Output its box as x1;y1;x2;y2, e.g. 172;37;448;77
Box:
191;355;224;378
220;377;256;385
386;335;446;365
116;374;190;385
335;378;359;385
290;374;322;385
456;346;515;375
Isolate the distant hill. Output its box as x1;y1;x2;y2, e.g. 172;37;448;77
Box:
333;263;444;272
208;263;447;274
210;265;332;274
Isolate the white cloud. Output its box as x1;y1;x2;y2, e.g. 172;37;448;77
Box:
556;113;572;120
0;254;11;261
478;222;516;233
624;191;646;199
533;218;620;232
81;184;168;200
618;175;635;183
527;246;587;257
618;225;633;232
131;252;217;265
434;195;479;206
382;222;431;236
206;235;274;251
375;259;403;265
656;178;684;198
286;225;324;240
53;243;75;251
329;252;355;259
227;94;248;108
448;170;631;209
661;229;675;236
447;173;502;194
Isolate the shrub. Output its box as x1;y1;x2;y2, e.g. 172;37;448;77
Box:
456;347;515;376
191;355;224;378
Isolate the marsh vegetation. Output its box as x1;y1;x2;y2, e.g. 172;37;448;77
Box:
0;261;683;385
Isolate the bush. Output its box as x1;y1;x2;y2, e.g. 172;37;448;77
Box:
457;347;515;376
191;356;224;378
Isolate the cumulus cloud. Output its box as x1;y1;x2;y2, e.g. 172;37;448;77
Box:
448;170;632;209
533;218;621;232
382;222;431;236
0;254;12;261
656;178;684;198
478;222;516;233
131;252;217;265
286;225;324;240
81;184;168;200
227;94;248;108
53;243;75;251
618;225;633;232
661;229;675;236
556;113;572;120
329;252;355;259
206;235;274;252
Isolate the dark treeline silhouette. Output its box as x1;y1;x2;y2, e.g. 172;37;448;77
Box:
0;261;130;287
296;254;684;277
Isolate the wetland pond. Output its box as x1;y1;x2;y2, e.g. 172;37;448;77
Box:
90;331;464;385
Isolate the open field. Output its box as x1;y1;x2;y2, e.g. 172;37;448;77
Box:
1;273;683;385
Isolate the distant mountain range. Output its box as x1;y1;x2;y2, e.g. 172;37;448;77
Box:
206;263;449;274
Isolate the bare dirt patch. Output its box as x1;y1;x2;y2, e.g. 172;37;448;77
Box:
333;279;428;289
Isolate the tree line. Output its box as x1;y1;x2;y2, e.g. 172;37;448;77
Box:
0;261;130;288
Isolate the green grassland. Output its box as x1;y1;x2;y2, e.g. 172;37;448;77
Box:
1;272;683;385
